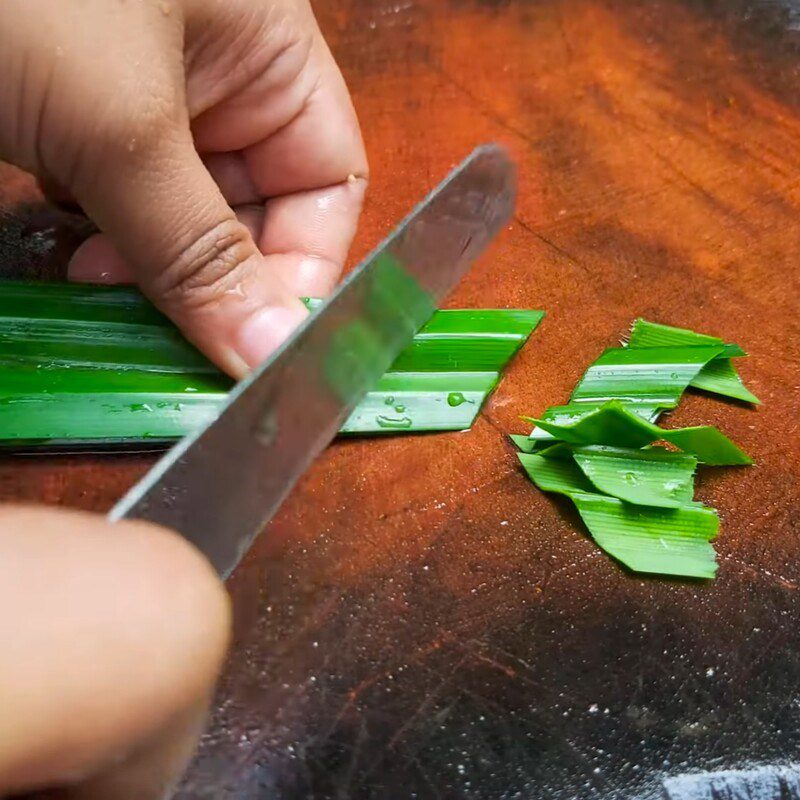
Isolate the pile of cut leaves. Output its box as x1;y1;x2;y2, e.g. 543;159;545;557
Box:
0;282;543;447
511;320;759;580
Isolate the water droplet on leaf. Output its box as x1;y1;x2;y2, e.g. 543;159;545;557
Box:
375;415;412;429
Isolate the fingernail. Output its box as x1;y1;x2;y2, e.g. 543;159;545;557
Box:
235;305;308;368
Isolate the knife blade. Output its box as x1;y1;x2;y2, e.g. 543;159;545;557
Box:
109;144;517;578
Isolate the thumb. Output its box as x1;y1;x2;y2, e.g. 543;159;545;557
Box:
69;123;307;378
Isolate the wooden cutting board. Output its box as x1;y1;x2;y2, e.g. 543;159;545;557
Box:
1;1;799;797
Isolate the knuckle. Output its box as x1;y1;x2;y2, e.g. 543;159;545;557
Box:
154;218;255;310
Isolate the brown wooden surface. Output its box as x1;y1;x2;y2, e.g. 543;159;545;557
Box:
2;1;800;797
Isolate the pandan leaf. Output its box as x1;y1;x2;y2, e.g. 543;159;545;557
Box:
0;368;502;445
526;401;665;445
0;282;543;445
518;451;596;495
571;492;719;579
684;355;760;404
628;319;759;404
627;318;744;356
0;317;215;373
0;366;228;444
571;445;698;508
0;281;166;326
509;433;538;453
517;450;719;579
389;309;545;372
340;372;498;434
570;346;725;405
526;400;751;466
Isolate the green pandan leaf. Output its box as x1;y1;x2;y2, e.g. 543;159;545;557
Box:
517;450;719;579
627;318;744;355
526;401;665;445
389;310;545;372
517;451;595;495
571;492;719;579
509;433;538;453
0;282;544;445
526;400;751;466
340;372;498;434
628;319;759;404
570;445;698;508
570;346;725;406
687;357;760;405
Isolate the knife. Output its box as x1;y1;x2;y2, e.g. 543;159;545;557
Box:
109;144;517;578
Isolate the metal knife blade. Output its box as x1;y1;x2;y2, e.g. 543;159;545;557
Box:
109;144;517;578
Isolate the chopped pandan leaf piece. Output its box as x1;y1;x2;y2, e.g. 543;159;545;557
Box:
517;450;718;578
627;318;743;356
527;401;665;444
302;297;324;313
657;425;752;466
571;445;698;508
526;400;751;465
628;319;759;404
689;357;760;404
534;442;575;459
518;451;596;495
509;433;538;453
571;492;719;579
570;345;725;406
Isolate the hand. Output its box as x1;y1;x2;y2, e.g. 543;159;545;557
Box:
0;0;368;377
0;507;230;798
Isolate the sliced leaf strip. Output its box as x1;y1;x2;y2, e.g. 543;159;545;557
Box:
509;434;538;453
571;492;719;579
628;318;758;403
517;452;595;495
628;318;743;355
689;358;760;404
517;451;718;578
570;345;725;405
527;401;664;444
528;401;751;466
516;318;755;581
571;446;697;508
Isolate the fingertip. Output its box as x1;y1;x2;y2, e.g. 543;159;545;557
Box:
68;235;136;284
234;300;309;370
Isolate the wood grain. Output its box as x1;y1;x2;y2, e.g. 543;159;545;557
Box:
1;1;800;797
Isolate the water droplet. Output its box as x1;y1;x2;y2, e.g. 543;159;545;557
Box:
623;471;639;484
394;404;406;413
375;415;412;429
670;371;680;380
130;403;153;412
384;396;395;406
447;392;469;407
